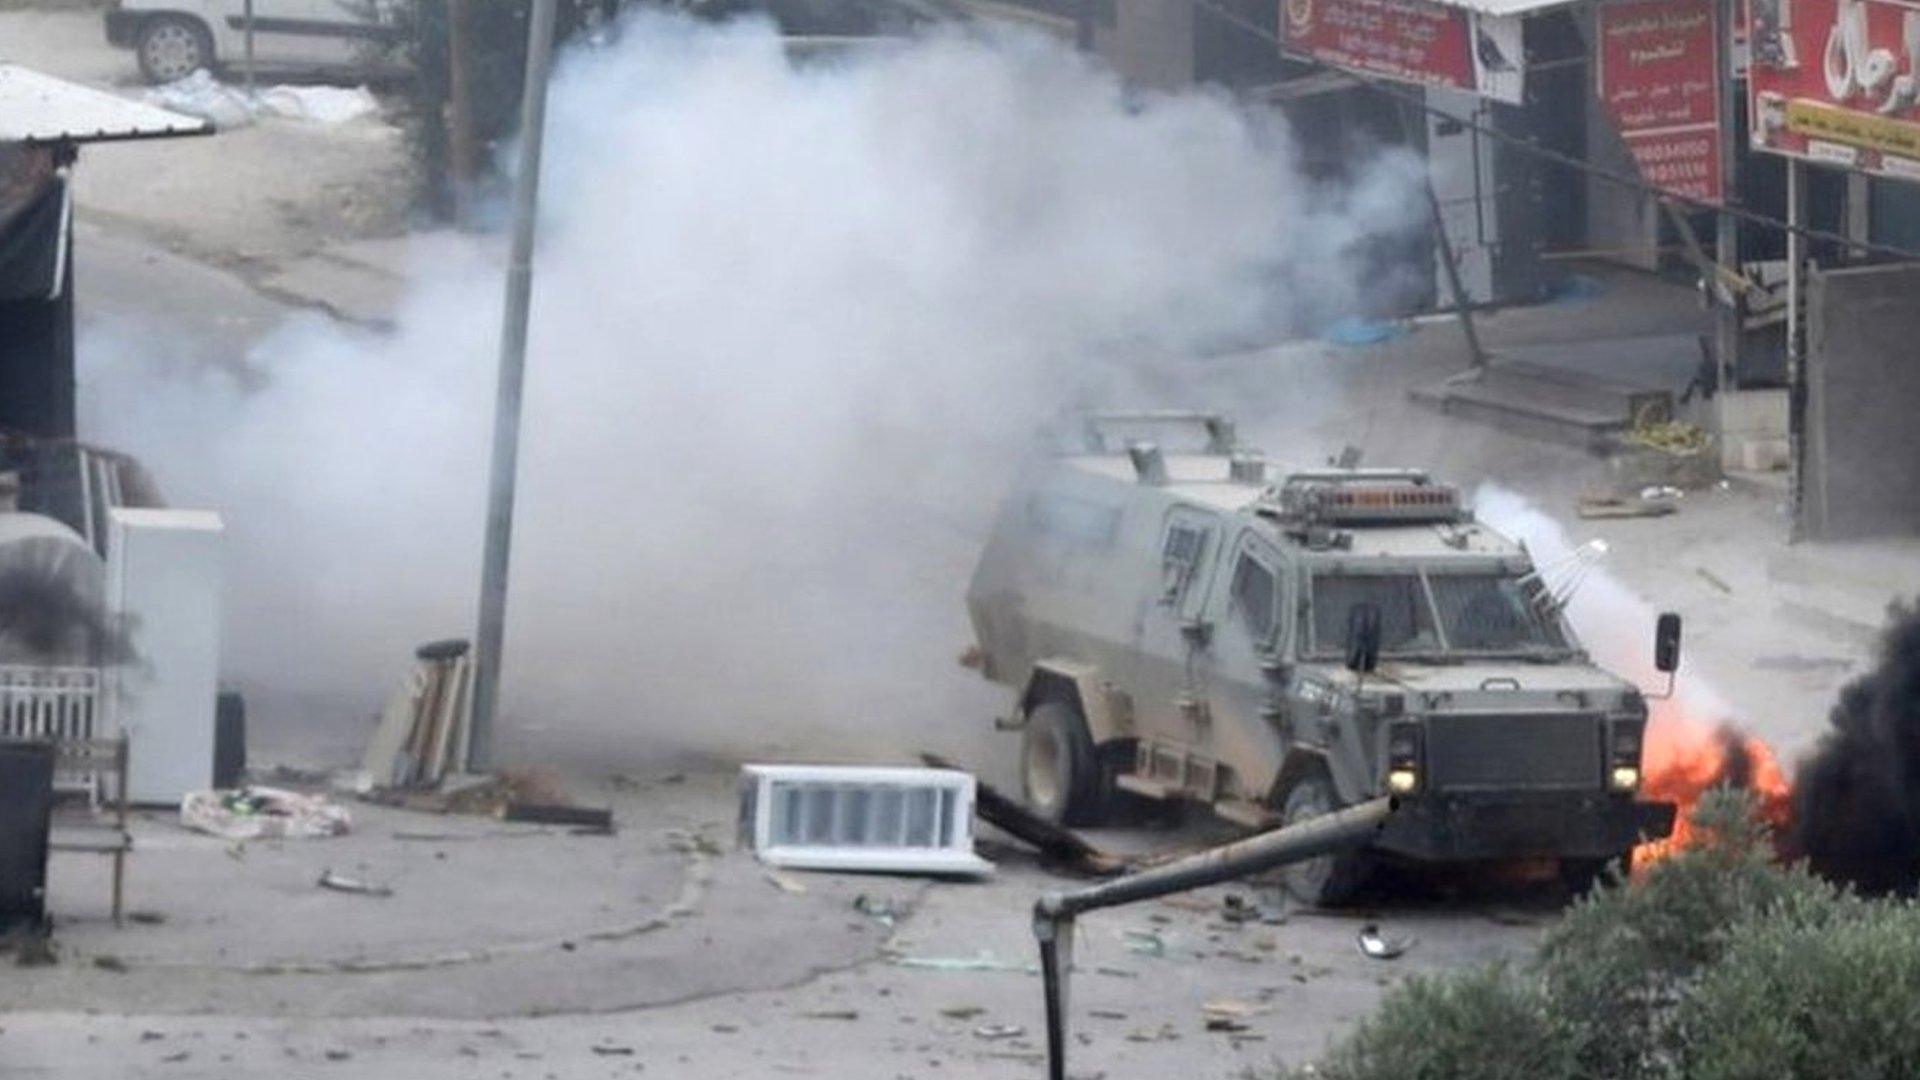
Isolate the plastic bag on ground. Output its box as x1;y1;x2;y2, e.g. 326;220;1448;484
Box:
180;786;351;840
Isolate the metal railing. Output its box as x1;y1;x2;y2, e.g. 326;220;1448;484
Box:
0;665;104;794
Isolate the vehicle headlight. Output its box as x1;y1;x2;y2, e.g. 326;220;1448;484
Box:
1384;720;1423;795
1609;765;1641;792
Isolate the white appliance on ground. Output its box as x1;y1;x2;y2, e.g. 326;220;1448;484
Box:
106;508;224;805
738;764;993;876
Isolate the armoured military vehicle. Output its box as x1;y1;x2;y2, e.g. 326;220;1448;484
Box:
965;413;1678;903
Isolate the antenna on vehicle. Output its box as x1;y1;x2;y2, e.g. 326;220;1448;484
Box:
1521;538;1608;618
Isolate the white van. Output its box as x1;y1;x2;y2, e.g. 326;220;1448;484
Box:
104;0;413;84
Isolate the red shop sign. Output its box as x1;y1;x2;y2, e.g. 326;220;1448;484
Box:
1748;0;1920;182
1598;0;1725;201
1283;0;1478;94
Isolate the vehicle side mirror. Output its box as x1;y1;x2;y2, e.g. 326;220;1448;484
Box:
1345;603;1381;674
1654;612;1683;674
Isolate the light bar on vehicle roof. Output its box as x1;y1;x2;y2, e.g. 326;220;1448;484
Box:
1272;473;1466;524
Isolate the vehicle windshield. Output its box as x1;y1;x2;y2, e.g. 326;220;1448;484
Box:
1310;571;1566;658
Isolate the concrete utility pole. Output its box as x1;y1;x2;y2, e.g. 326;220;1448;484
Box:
446;0;480;226
469;0;560;773
243;0;257;99
1712;0;1738;394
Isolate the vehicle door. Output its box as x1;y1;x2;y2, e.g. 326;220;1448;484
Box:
223;0;401;73
1131;505;1223;750
1189;529;1293;801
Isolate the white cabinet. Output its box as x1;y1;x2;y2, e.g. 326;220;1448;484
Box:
106;509;224;805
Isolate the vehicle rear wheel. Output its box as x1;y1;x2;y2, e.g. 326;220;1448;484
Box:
137;15;213;85
1021;699;1110;827
1276;772;1371;906
1559;852;1629;898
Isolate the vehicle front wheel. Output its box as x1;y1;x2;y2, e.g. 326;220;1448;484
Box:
1275;771;1371;906
1020;699;1111;827
137;15;213;85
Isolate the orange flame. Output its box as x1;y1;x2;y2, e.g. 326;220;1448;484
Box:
1630;702;1791;875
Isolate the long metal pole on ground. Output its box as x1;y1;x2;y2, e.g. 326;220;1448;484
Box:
469;0;560;773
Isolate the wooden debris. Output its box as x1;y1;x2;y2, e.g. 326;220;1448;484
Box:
1577;495;1677;520
920;753;1123;875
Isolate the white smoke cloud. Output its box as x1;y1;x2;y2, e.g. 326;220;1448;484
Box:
1474;483;1734;721
80;13;1424;766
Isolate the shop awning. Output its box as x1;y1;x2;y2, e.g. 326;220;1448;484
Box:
0;64;212;146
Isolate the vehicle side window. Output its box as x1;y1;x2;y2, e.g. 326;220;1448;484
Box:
1028;493;1121;551
1228;551;1276;642
1159;522;1210;604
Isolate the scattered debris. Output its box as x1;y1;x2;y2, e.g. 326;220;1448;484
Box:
890;952;1036;974
144;71;383;127
590;1044;636;1056
1202;998;1267;1032
1577;494;1677;520
126;911;165;926
1126;1023;1179;1043
799;1009;859;1021
316;870;394;898
91;955;127;973
1696;566;1735;594
663;828;724;857
1088;1009;1128;1020
973;1023;1025;1041
1122;929;1165;957
180;787;350;841
763;868;810;896
502;803;614;832
938;1005;985;1020
357;639;475;793
922;753;1122;875
1356;923;1414;960
852;894;909;925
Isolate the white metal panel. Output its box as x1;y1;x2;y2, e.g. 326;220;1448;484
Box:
0;64;212;145
739;764;993;876
106;508;223;805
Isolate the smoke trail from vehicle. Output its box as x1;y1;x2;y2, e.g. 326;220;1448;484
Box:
1475;485;1791;867
1786;600;1920;895
1473;484;1729;713
79;12;1424;767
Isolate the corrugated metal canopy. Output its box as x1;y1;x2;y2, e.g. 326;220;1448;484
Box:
0;64;212;146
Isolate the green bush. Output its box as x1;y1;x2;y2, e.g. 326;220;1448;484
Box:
1287;965;1572;1080
1536;789;1846;1078
1274;789;1887;1080
1680;903;1920;1080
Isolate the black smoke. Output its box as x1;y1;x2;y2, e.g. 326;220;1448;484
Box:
0;564;135;666
1786;600;1920;896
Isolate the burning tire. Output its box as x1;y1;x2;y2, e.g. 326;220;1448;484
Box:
1021;699;1111;827
1276;771;1371;906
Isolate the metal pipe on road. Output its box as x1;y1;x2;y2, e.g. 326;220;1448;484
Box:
1033;796;1397;1080
469;0;560;773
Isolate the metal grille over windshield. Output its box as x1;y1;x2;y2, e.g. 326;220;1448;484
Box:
1311;572;1564;658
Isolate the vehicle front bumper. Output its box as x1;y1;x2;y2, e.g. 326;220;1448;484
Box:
1374;791;1676;861
105;7;141;48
